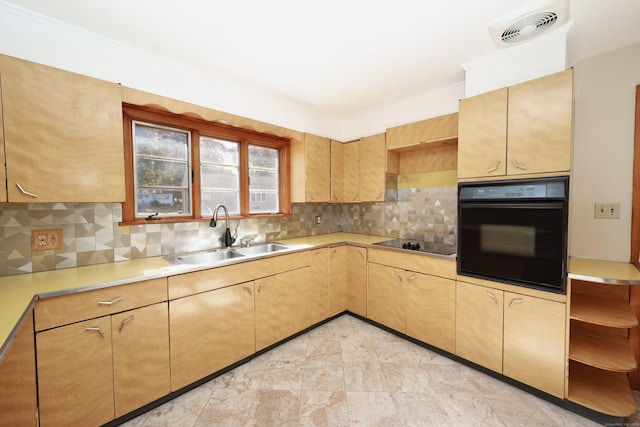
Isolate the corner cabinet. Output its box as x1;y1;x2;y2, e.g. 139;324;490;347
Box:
458;69;573;180
567;277;638;418
0;54;125;202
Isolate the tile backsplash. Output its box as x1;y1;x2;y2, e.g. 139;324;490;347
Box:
0;186;456;276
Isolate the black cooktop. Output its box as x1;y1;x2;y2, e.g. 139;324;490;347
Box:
374;238;456;256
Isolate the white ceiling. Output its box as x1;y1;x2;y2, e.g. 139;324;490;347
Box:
3;0;640;119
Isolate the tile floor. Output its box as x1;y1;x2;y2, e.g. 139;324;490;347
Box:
120;315;615;426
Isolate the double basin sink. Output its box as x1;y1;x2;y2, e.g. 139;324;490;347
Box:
167;243;295;267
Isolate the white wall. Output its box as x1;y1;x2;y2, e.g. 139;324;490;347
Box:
570;42;640;261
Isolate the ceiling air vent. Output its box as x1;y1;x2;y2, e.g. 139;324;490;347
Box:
489;0;568;48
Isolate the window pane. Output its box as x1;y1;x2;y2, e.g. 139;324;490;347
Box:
133;121;191;217
250;191;278;213
134;123;188;159
136;158;189;187
201;165;239;190
201;137;239;165
137;189;189;215
249;144;279;214
201;191;240;216
249;145;278;168
249;169;278;190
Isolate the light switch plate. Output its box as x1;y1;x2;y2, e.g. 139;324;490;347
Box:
594;203;620;219
32;229;63;251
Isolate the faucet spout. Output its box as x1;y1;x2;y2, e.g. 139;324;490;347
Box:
209;204;236;248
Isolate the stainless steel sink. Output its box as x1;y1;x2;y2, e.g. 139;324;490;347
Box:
234;243;290;256
176;250;245;265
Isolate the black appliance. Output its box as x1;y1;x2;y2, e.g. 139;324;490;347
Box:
457;177;569;294
374;238;456;256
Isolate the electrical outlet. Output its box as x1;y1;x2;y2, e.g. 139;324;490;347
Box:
314;216;321;225
32;229;63;251
594;203;620;219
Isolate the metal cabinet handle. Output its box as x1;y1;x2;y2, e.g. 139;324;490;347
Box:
485;291;498;305
486;160;501;174
118;315;135;332
512;158;527;170
16;182;38;198
509;298;524;309
377;192;383;200
313;252;319;261
258;281;268;292
407;275;417;283
86;327;105;337
358;250;365;259
243;286;253;296
98;297;122;306
393;271;402;281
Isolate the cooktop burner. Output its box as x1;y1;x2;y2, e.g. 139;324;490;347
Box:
374;238;456;256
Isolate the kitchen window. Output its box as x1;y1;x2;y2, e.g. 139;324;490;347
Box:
121;105;291;224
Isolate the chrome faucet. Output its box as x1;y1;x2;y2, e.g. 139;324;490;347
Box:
209;204;236;248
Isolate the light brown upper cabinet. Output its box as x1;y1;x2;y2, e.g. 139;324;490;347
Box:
291;133;331;203
331;133;386;203
386;113;458;151
0;54;125;202
458;69;573;180
359;133;386;202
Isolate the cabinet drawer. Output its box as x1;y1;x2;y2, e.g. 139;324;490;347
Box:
368;248;456;279
169;251;311;299
35;278;168;331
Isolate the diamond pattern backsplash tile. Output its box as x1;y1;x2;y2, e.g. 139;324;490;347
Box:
0;186;456;276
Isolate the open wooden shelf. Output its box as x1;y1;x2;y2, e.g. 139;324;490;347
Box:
568;361;636;417
570;293;638;328
569;322;636;372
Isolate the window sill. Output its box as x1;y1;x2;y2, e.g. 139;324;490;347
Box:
119;213;291;227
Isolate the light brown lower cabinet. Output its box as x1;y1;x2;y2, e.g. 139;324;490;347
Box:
0;311;38;427
455;281;504;373
255;266;312;351
367;262;406;333
456;281;566;398
169;282;255;391
37;316;115;427
329;245;367;317
307;248;330;326
406;273;456;353
36;302;170;426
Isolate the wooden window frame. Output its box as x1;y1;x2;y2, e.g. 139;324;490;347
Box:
121;104;291;225
632;85;640;268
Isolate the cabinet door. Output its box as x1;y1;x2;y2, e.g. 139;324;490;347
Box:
503;293;566;398
329;246;348;315
331;141;345;202
458;87;508;179
367;263;406;333
170;282;255;390
455;281;503;373
0;311;37;426
305;134;330;202
255;267;310;351
346;246;367;317
406;273;456;353
359;133;386;202
307;248;330;325
0;82;6;202
507;69;573;176
0;54;125;202
37;317;114;427
343;140;360;202
112;303;170;417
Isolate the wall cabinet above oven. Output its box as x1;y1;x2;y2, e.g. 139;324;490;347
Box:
458;69;573;180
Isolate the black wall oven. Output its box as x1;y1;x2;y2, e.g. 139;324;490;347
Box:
457;177;569;294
